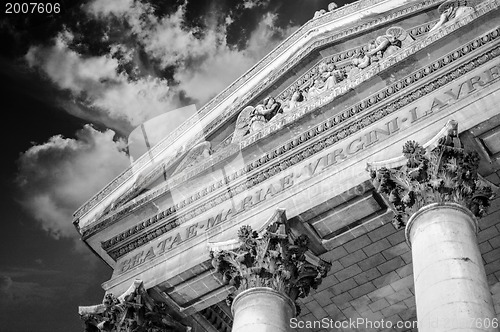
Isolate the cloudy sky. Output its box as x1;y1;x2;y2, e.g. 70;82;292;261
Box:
0;0;348;330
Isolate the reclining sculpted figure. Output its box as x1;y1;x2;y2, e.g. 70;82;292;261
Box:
429;0;477;32
232;96;283;142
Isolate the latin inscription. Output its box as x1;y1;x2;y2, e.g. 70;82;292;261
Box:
116;61;500;275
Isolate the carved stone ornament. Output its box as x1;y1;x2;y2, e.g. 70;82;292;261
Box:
209;209;331;314
79;280;191;332
368;120;495;229
172;141;212;176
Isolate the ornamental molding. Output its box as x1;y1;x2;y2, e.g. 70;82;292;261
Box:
367;120;495;229
79;280;191;332
74;0;448;224
94;26;500;259
208;209;331;313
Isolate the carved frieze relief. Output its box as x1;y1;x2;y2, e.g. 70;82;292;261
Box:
276;22;437;105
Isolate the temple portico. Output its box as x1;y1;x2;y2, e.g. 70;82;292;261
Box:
76;0;500;330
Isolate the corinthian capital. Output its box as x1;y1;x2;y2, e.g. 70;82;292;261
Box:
368;120;494;229
209;209;331;313
79;280;190;332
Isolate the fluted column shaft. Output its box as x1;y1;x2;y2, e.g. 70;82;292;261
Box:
406;203;496;331
231;287;295;332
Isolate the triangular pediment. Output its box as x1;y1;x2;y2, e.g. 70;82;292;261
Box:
71;0;500;327
75;0;500;274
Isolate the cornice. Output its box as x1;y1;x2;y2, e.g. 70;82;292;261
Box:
100;27;500;259
74;0;445;225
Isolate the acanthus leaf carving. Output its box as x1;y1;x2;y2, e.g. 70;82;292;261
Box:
209;210;331;314
369;121;495;229
79;280;191;332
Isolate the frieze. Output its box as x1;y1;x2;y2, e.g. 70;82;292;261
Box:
74;0;445;223
102;38;500;259
84;4;498;241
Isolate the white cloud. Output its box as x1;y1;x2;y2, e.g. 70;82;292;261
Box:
242;0;270;9
25;36;118;95
0;275;59;304
16;125;130;239
25;34;181;127
85;0;298;104
86;0;135;17
174;13;298;102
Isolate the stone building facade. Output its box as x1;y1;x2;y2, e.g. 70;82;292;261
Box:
75;0;500;330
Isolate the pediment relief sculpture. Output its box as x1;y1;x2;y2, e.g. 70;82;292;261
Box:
230;1;484;143
232;97;283;142
232;26;413;141
305;61;346;99
429;0;479;32
350;26;414;76
281;89;306;114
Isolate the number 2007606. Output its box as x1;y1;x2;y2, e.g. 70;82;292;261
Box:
5;3;60;14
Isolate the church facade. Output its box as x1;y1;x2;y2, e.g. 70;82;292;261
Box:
75;0;500;330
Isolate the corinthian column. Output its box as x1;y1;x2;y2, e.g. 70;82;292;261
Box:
369;120;497;332
210;209;331;332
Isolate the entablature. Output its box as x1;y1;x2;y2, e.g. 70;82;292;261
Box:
74;0;456;232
